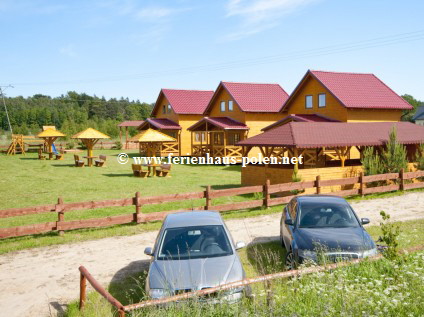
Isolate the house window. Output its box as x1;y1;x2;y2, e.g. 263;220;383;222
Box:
228;100;234;111
318;94;326;108
162;105;166;114
220;101;226;112
214;133;222;145
229;133;240;145
167;104;172;113
195;132;205;142
305;95;313;109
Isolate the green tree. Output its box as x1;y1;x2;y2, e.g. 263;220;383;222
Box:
381;127;408;173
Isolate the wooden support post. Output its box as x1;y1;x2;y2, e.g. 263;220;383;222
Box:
56;197;64;236
263;179;270;208
205;185;211;210
79;271;87;310
399;168;405;191
134;192;142;223
315;175;321;195
359;172;365;196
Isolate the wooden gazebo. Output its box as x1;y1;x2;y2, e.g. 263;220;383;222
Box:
238;122;424;186
129;128;177;157
72;128;110;166
37;128;66;159
187;117;249;162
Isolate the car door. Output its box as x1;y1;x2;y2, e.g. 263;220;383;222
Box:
282;198;297;249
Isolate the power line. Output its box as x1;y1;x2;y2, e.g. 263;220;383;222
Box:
0;85;14;134
7;29;424;87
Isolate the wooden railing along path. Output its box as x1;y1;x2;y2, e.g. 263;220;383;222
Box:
1;169;423;239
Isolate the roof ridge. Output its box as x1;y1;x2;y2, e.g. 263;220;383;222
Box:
221;81;282;85
162;88;214;92
310;69;375;75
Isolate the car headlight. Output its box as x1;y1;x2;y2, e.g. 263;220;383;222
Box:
149;288;170;299
298;249;317;260
362;248;378;258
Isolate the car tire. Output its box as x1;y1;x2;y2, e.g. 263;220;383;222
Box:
285;250;296;270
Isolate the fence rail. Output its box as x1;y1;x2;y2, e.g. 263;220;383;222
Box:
1;169;424;239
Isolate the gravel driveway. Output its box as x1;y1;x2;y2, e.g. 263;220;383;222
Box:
0;192;423;317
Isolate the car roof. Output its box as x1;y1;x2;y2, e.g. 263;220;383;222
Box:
296;195;349;204
163;211;224;229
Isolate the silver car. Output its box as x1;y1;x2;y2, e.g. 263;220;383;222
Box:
144;211;248;302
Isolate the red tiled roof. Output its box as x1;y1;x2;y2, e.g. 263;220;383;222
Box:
188;117;249;131
117;120;145;127
283;70;413;111
152;89;214;115
139;118;181;130
262;114;339;131
205;81;289;113
238;122;424;148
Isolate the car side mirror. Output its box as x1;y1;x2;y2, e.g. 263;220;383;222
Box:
361;218;370;225
284;219;294;226
235;241;246;250
144;247;153;256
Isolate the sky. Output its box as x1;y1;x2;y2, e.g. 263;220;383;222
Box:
1;0;424;102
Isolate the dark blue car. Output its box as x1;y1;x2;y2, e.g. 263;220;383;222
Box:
280;195;377;269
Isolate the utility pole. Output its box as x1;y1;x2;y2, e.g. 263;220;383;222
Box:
0;85;14;135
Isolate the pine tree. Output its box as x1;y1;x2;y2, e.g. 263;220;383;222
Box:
381;127;408;173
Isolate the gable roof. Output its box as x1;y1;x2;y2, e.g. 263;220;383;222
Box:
413;106;424;120
262;114;339;132
188;117;249;131
138;118;181;130
282;70;413;111
152;89;214;115
129;128;176;143
205;81;289;114
238;122;424;148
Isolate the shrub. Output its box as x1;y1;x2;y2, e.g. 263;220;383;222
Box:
379;211;400;261
381;127;408;173
114;141;123;150
361;147;383;176
416;143;424;171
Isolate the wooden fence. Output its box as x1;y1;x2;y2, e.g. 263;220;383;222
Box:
1;169;424;239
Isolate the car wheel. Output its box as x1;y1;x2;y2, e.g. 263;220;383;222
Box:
285;250;296;270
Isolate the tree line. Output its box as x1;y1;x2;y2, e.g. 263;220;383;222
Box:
0;91;153;139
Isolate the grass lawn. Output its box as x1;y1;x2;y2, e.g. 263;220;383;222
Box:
64;219;424;317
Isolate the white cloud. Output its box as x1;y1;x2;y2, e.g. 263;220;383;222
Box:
225;0;320;40
136;7;175;20
59;44;77;58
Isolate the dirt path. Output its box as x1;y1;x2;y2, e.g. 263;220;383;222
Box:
0;192;423;317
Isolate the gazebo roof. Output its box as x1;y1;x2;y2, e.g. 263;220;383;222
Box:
188;117;249;131
72;128;110;139
129;128;176;143
139;118;182;130
238;122;424;148
37;128;65;138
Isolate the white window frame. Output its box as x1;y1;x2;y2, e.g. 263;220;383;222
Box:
305;95;313;109
220;101;226;112
318;93;326;108
228;100;234;111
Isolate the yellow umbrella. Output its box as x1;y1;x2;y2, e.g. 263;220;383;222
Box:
129;128;176;157
37;129;66;158
72;128;110;158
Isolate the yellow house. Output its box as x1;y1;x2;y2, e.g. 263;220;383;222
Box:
138;89;214;156
188;81;289;161
267;70;412;130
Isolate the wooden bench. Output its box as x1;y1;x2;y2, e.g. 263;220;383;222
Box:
38;148;46;160
132;164;149;178
156;164;172;177
74;155;85;167
95;155;107;167
55;151;64;160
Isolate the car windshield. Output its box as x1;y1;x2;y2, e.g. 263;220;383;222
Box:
157;225;233;260
298;200;360;228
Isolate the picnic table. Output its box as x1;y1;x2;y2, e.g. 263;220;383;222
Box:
147;163;161;177
83;156;98;167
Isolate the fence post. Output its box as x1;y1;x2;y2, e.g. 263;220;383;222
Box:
359;172;364;197
56;197;64;236
399;168;405;191
79;271;86;310
315;175;321;195
205;186;211;210
263;179;270;208
134;192;143;223
118;309;126;317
